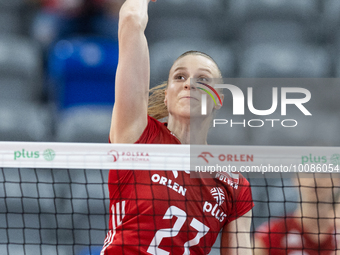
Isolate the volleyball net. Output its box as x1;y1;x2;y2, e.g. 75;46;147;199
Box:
1;142;340;255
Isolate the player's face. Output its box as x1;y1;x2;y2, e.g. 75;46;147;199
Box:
165;54;222;119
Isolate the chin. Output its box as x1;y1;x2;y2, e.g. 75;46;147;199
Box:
172;105;213;119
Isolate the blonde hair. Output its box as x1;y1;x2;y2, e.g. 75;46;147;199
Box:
148;81;168;120
147;50;222;120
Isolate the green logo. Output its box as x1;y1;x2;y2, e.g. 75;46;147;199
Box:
43;149;56;161
331;154;340;165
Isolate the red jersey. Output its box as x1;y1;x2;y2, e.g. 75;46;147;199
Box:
101;116;254;255
255;217;336;255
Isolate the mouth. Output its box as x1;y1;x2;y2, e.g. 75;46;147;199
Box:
180;96;199;101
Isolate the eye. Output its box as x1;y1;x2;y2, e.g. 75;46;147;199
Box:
197;77;210;83
175;74;185;80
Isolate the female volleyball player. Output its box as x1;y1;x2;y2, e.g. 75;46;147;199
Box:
101;0;254;254
254;176;339;255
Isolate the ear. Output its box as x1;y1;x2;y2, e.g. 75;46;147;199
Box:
214;93;224;110
164;89;168;106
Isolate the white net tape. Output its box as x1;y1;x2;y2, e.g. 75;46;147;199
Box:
0;142;339;174
0;142;340;255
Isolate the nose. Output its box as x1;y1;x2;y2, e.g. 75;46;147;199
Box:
184;78;196;90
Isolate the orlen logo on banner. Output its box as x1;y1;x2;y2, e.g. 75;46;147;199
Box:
198;152;254;163
108;150;149;162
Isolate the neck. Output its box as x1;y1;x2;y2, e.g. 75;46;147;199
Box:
167;115;211;144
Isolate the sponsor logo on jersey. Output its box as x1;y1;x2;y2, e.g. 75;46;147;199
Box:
215;172;239;189
202;187;227;223
210;187;225;206
203;201;227;223
198;152;254;163
151;174;187;196
108;150;149;162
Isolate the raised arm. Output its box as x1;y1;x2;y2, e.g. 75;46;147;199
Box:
110;0;155;143
220;210;252;255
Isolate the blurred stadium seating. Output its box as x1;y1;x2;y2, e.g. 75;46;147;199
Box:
0;34;49;142
47;36;118;109
149;38;235;87
47;36;118;143
146;0;224;44
0;0;25;34
0;0;31;35
0;1;340;255
217;0;320;42
320;0;340;41
0;11;21;34
55;105;112;143
0;35;43;101
239;20;307;44
238;42;331;78
228;0;319;23
0;101;52;141
146;17;212;44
